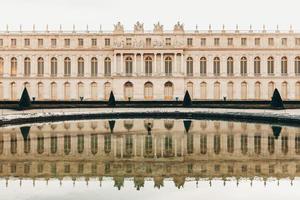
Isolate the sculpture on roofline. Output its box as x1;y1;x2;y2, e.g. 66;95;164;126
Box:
113;22;124;34
153;22;163;33
134;21;144;33
173;21;184;33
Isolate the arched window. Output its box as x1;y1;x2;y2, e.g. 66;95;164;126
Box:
64;82;70;100
241;82;248;99
267;56;274;75
240;57;247;76
125;57;133;76
200;82;207;99
104;57;111;76
124;81;133;100
213;57;220;76
227;82;234;100
295;57;300;76
200;57;207;76
0;82;3;100
145;57;152;76
214;82;221;99
50;82;57;100
10;82;16;100
64;57;71;76
165;57;172;76
104;82;112;100
268;82;275;99
227;57;234;76
37;57;44;76
37;82;44;100
187;82;193;99
296;82;300;100
254;57;261;76
78;57;84;77
186;57;193;76
144;82;153;100
281;81;288;100
91;57;98;77
77;82;84;99
281;56;288;75
255;82;261;100
51;57;57;77
91;82;97;100
0;57;3;76
11;57;17;76
24;57;31;76
164;81;173;100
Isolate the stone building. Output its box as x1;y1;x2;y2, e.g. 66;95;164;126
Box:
0;22;300;100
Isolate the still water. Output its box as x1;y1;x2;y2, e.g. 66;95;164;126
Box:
1;119;300;199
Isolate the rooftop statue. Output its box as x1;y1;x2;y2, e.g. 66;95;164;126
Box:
113;22;124;34
153;22;163;33
173;21;184;33
134;21;144;33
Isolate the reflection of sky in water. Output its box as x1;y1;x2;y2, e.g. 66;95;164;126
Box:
1;179;300;200
1;119;300;199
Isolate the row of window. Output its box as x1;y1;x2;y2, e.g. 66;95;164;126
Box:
3;133;299;156
4;80;300;101
2;56;300;77
1;36;300;48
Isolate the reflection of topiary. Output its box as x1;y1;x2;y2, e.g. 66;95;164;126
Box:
18;87;31;110
271;126;282;139
108;91;116;107
271;88;284;109
183;90;192;107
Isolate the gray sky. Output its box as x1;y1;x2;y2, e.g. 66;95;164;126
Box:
1;0;300;31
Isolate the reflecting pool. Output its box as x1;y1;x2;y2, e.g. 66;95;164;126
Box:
1;119;300;200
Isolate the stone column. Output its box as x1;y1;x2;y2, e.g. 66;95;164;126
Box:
154;53;157;75
174;53;177;74
120;53;123;75
4;55;9;77
160;53;164;75
98;55;103;77
86;55;91;77
141;53;144;76
181;54;184;75
31;55;36;77
113;54;116;76
134;53;137;76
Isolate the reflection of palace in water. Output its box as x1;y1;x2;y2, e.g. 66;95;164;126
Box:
1;119;300;189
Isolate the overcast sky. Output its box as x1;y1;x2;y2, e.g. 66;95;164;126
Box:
1;0;300;31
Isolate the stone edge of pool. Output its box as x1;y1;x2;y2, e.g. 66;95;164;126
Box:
1;108;300;127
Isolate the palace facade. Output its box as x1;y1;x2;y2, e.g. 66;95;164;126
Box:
1;119;300;188
1;22;300;101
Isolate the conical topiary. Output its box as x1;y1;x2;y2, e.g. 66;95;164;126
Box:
20;126;31;140
18;87;31;110
183;90;192;107
109;120;115;133
270;88;284;109
108;91;116;107
271;126;282;139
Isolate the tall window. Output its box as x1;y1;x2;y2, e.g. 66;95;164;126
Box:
186;57;193;76
64;57;71;76
165;57;172;76
254;57;261;76
11;57;17;76
0;57;3;76
164;81;173;100
51;57;57;77
240;57;247;76
145;56;152;76
24;57;31;76
267;56;274;75
37;57;44;76
77;57;84;77
125;57;133;76
213;57;220;76
104;57;111;76
227;57;234;76
200;57;207;76
91;57;98;77
144;82;153;100
295;56;300;76
281;56;288;75
124;81;133;100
